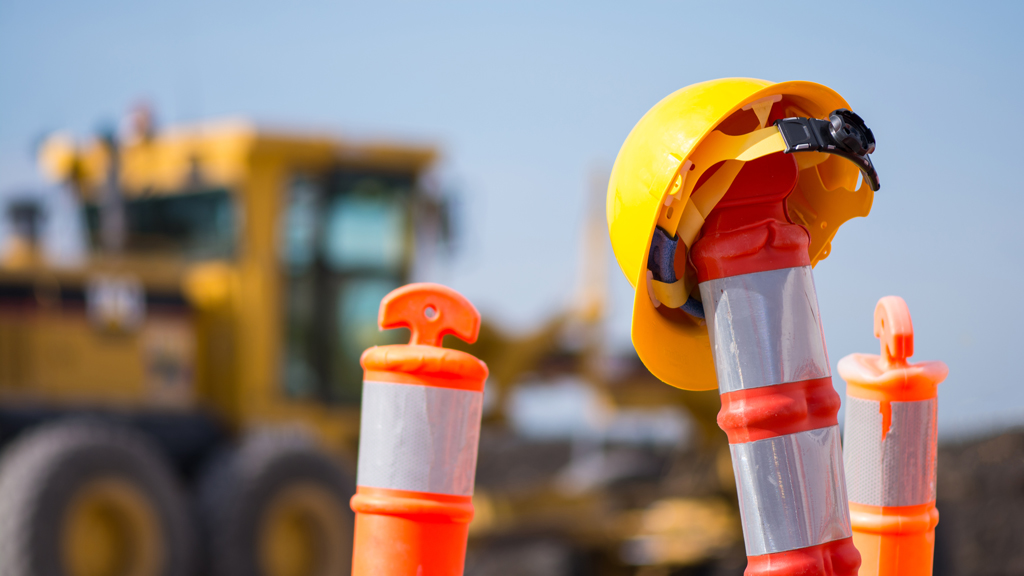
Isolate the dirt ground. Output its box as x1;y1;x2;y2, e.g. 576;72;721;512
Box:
934;428;1024;576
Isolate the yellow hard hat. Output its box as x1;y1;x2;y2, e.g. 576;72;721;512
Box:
607;78;877;391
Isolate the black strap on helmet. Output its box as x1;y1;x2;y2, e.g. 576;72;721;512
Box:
775;109;879;191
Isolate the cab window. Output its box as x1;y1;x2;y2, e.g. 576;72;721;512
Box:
84;189;236;260
280;171;413;403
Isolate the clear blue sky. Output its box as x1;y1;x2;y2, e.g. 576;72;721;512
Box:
1;0;1021;437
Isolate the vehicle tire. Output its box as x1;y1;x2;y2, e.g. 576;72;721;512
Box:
198;430;355;576
0;419;196;576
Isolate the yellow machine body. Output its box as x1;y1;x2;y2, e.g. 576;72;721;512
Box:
0;121;436;454
607;78;873;391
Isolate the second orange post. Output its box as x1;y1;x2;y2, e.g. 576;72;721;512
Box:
839;296;948;576
350;283;488;576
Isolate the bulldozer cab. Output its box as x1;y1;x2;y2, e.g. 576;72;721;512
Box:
277;169;417;402
0;119;439;453
76;159;415;402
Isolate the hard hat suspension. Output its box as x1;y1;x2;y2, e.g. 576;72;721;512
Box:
646;108;878;313
646;227;705;315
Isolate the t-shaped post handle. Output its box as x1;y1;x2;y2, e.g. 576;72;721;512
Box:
379;283;481;347
874;295;914;369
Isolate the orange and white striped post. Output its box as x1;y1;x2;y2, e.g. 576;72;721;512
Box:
691;153;861;576
350;283;488;576
840;296;947;576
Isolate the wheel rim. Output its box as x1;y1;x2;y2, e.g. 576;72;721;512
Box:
259;482;350;576
61;476;164;576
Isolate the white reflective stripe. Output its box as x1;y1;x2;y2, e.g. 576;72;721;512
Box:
843;397;937;507
356;380;483;496
699;266;830;393
730;426;852;556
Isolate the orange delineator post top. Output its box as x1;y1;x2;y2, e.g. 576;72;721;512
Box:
839;296;948;576
350;283;488;576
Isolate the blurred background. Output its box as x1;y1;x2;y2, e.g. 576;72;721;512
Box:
0;1;1021;575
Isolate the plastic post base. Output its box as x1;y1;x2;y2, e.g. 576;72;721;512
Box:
744;538;861;576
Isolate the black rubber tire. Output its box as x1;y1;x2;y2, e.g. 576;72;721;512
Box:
197;430;356;576
0;419;197;576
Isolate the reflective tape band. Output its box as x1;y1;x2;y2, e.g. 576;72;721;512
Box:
357;380;483;496
730;426;852;556
699;266;830;393
843;397;937;507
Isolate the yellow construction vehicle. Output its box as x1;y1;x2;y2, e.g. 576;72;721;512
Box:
0;110;441;576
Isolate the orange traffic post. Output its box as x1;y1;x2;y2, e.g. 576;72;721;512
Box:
839;296;948;576
350;283;488;576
